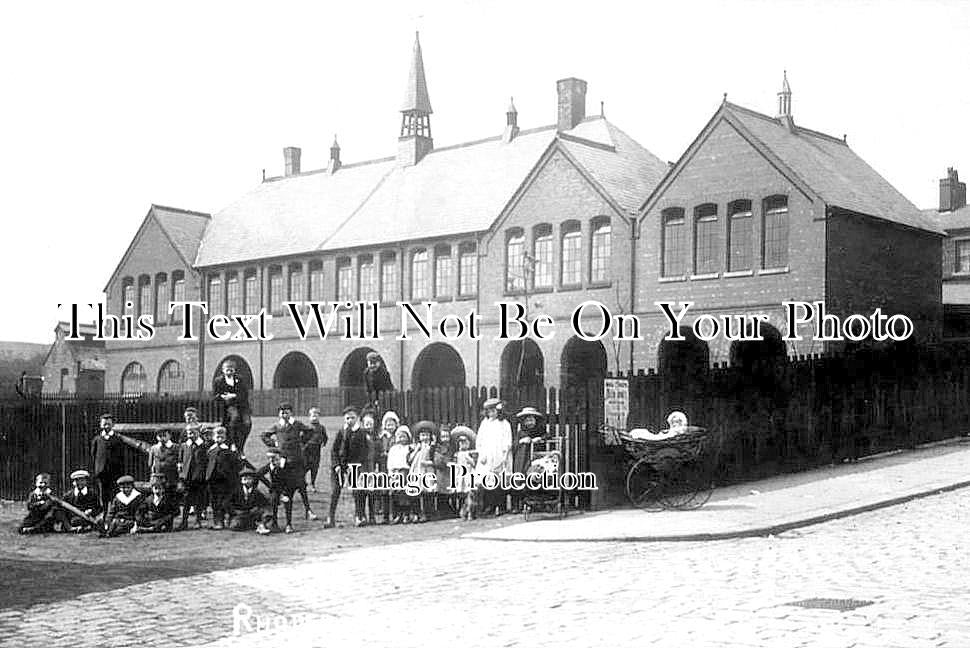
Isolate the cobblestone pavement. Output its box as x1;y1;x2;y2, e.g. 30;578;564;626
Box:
3;488;969;648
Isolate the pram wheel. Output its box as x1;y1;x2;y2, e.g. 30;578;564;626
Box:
625;457;663;511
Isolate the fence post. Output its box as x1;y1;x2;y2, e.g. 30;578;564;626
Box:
60;401;67;490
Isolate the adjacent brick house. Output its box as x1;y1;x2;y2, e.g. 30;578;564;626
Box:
635;74;943;370
41;321;105;395
924;168;970;337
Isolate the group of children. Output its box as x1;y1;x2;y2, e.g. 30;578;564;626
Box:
18;399;544;537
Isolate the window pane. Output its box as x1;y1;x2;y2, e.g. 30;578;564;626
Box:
337;261;353;302
269;270;283;313
381;255;398;303
154;277;167;323
157;360;184;394
435;251;451;297
244;273;259;313
662;211;686;277
289;268;304;303
309;266;324;301
694;206;719;275
227;274;241;315
121;362;146;394
507;234;525;291
139;279;152;320
957;242;970;273
172;276;185;324
729;210;752;271
459;249;477;296
763;203;789;268
411;251;429;299
591;223;611;283
359;259;377;302
208;277;223;315
534;234;553;288
562;230;582;285
124;282;135;314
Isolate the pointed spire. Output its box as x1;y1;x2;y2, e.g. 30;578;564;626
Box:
401;31;432;114
777;70;792;117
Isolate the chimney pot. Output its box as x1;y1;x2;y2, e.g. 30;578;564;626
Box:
557;77;587;131
283;147;302;176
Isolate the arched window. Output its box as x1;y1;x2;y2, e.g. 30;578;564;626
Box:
561;222;582;287
154;273;168;324
244;269;259;313
171;271;185;324
762;195;789;269
137;275;152;319
533;224;553;289
308;261;324;301
208;275;223;316
359;255;377;302
434;244;452;298
268;265;283;314
157;360;185;394
122;277;135;314
590;217;611;283
226;272;241;315
693;204;719;275
121;361;147;394
458;242;477;297
661;208;686;277
289;264;304;304
728;200;753;272
411;249;430;300
506;229;526;292
380;252;398;303
336;257;353;302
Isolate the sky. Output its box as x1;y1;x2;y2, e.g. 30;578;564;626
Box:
0;0;967;344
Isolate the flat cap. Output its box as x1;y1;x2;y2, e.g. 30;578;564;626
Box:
70;469;90;480
116;475;135;485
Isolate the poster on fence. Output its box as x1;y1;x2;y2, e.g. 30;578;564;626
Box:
603;378;629;444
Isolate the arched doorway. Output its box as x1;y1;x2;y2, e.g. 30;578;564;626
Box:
657;328;710;411
273;351;318;389
560;336;607;390
500;339;545;391
340;347;377;387
212;355;254;391
411;343;466;389
729;324;787;376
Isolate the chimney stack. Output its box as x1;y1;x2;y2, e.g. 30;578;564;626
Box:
283;147;302;176
940;167;967;212
328;136;341;174
557;77;587;131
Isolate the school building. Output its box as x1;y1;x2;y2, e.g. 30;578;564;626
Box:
102;38;943;397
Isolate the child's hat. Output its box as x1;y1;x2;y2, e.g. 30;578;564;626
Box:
482;397;502;411
451;425;476;447
515;406;545;420
412;420;437;437
342;404;360;416
70;469;90;480
116;475;135;485
395;425;412;442
266;447;282;456
278;401;293;411
366;351;381;361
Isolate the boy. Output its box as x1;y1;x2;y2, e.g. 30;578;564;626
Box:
302;407;328;493
148;428;180;495
91;412;125;512
326;405;359;528
102;475;143;537
262;402;316;521
178;424;208;530
258;447;302;533
19;473;56;534
56;469;102;533
134;476;178;533
206;426;240;530
353;409;378;526
229;467;272;534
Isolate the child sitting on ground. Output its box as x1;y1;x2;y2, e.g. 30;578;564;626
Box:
102;475;144;537
56;469;102;533
229;467;272;534
19;473;56;534
134;476;178;533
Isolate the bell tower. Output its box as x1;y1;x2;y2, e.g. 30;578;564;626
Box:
398;32;433;166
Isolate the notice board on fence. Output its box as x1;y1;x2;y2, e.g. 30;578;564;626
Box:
603;378;629;436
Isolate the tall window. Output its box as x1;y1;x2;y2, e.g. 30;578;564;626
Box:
157;360;184;394
138;276;152;319
269;266;283;314
458;242;477;297
208;275;223;316
226;272;241;315
590;218;611;283
244;269;259;313
122;277;134;314
381;252;398;303
337;258;353;302
694;204;719;275
121;362;147;394
171;271;185;324
763;195;790;269
434;245;452;298
506;230;526;292
728;200;753;272
957;241;970;274
154;273;168;324
561;223;582;287
533;225;553;289
661;208;686;277
359;256;377;302
411;249;430;300
309;261;324;301
289;265;304;304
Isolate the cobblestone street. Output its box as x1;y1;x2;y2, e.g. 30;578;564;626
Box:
2;487;968;647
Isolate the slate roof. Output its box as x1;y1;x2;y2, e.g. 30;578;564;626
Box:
724;103;942;235
194;116;668;267
151;205;211;266
923;204;970;232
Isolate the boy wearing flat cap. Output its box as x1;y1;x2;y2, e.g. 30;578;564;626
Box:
102;475;143;537
257;447;302;533
229;467;272;534
57;469;102;533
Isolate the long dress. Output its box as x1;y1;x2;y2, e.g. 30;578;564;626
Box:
475;417;512;477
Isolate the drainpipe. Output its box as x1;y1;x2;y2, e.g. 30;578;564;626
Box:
629;212;638;374
198;270;206;393
399;244;406;390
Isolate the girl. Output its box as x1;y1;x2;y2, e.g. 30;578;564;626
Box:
409;421;437;522
386;426;412;524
